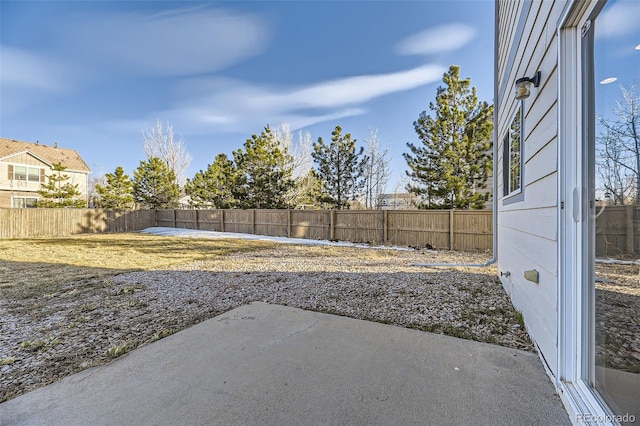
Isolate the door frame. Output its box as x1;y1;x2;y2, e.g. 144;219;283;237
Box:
557;0;617;422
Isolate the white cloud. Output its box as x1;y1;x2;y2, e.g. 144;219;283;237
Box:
598;1;640;39
0;45;73;92
254;64;445;110
158;64;445;133
396;24;476;56
279;109;368;131
0;45;83;113
62;7;270;76
0;7;269;113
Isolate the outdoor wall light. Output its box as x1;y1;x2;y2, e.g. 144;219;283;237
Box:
515;71;541;100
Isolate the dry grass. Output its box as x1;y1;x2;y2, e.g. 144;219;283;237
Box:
0;240;519;403
0;233;275;297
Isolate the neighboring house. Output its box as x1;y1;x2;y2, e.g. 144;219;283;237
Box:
0;138;91;208
178;195;191;209
377;193;418;210
496;0;638;423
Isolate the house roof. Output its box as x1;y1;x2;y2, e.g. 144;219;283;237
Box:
0;138;91;173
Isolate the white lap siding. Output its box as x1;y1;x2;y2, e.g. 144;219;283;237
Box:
496;0;567;377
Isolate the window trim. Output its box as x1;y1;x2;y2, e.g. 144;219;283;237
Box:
503;105;524;202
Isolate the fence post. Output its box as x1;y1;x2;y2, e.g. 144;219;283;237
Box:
626;205;635;254
195;209;199;230
330;210;336;240
449;209;455;250
221;210;225;233
383;210;388;244
172;209;177;228
252;209;256;234
287;209;292;238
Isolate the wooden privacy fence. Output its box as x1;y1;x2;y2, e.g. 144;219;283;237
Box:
156;209;494;251
2;206;636;254
596;205;639;256
0;208;156;238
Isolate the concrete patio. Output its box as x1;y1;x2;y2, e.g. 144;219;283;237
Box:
0;302;570;425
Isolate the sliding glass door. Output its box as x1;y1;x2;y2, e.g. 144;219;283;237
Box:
560;0;639;423
590;0;639;421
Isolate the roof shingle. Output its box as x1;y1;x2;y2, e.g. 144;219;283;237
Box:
0;138;91;173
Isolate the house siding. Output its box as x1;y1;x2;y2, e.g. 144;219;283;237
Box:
0;155;49;193
496;0;567;377
0;144;90;208
3;152;48;167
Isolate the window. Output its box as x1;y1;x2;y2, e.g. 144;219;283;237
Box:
28;168;40;182
12;197;38;208
503;106;522;197
8;165;43;182
14;166;27;181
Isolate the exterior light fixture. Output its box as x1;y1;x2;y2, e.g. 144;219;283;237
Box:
515;71;541;100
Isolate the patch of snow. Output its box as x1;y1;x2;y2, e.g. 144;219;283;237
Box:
140;227;421;252
595;258;640;265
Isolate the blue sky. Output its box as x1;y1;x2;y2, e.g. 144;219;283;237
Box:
595;0;640;115
0;1;495;190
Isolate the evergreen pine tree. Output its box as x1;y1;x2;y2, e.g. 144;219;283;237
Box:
294;170;325;209
36;163;86;208
184;153;239;209
95;166;134;209
312;125;366;209
404;65;493;209
233;126;294;209
133;157;180;209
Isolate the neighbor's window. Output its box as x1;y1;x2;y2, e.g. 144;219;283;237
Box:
503;106;522;196
12;197;38;208
27;167;40;182
13;166;27;181
9;165;42;182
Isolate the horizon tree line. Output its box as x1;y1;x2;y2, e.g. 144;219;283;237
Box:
88;122;391;210
45;64;502;210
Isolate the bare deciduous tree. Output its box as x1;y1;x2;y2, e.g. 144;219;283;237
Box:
273;123;312;178
362;129;391;209
597;133;635;205
293;130;313;179
88;173;106;208
597;85;640;205
143;119;192;187
273;123;316;207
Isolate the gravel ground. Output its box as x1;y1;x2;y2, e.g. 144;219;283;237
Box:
595;261;640;373
1;243;531;403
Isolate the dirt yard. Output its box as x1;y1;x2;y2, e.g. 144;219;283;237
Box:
595;260;640;373
0;232;636;403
